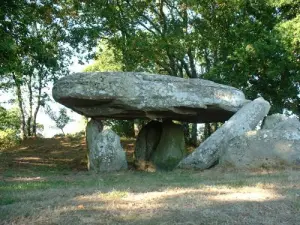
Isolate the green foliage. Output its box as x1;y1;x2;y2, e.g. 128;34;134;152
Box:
103;120;135;138
46;107;71;135
0;107;20;131
0;129;19;149
0;107;21;148
0;0;72;76
84;41;123;72
1;0;299;141
0;0;73;139
198;0;300;115
70;0;299;116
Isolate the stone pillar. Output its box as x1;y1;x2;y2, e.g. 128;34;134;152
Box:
151;121;186;170
86;120;103;148
134;121;162;170
134;120;186;170
86;119;127;172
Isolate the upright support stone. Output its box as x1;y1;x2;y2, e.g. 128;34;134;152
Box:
86;119;127;172
151;121;186;170
86;119;103;170
134;121;162;163
134;120;186;170
178;97;271;170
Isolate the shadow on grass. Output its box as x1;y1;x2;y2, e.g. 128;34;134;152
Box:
1;135;300;224
0;135;138;178
1;170;299;225
54;199;299;225
0;136;88;177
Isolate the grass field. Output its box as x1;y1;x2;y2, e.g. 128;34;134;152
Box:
0;134;300;225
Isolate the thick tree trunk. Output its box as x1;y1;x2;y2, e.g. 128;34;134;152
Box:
12;73;27;140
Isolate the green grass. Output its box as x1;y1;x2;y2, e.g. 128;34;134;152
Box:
0;134;300;225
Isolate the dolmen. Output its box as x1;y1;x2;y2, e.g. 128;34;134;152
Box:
52;72;300;171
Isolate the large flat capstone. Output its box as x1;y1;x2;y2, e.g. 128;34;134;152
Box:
52;72;248;122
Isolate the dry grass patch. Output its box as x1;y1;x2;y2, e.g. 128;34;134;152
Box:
1;169;299;225
0;135;300;224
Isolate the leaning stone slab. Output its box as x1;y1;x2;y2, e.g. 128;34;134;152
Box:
88;129;128;172
219;130;300;169
262;114;300;131
52;72;248;123
178;97;270;170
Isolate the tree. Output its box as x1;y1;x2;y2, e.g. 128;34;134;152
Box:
74;1;204;141
70;0;201;77
0;0;73;139
201;0;300;116
46;106;71;135
84;41;123;72
68;0;299;119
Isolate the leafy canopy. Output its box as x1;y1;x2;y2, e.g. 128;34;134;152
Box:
70;0;299;116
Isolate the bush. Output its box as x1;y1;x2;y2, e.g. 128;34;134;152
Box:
0;128;20;149
104;120;135;137
0;107;21;148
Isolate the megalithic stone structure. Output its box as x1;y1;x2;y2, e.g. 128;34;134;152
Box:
52;72;252;171
178;97;271;170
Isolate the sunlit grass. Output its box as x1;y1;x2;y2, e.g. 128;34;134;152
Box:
1;134;299;224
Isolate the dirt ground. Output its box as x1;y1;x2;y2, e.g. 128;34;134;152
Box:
0;134;299;225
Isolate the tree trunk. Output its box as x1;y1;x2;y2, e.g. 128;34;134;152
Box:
32;71;43;137
27;73;33;137
12;73;27;140
182;122;190;144
204;48;211;73
187;48;197;78
126;120;135;138
204;123;212;140
191;123;198;146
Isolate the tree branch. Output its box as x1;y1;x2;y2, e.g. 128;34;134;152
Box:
125;0;162;35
